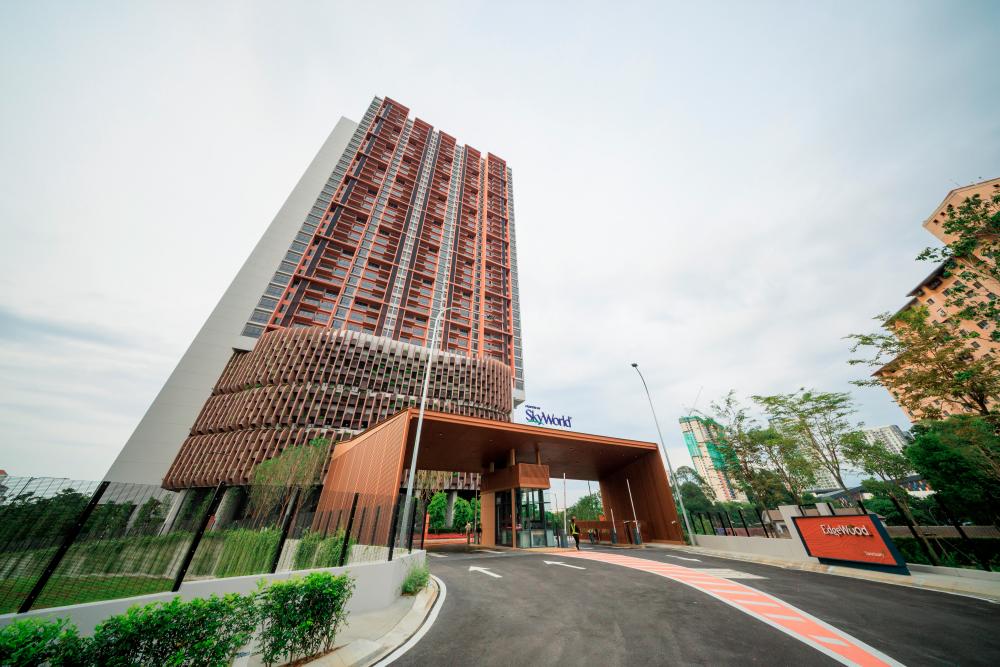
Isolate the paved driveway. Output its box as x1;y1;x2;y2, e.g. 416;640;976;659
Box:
390;545;1000;666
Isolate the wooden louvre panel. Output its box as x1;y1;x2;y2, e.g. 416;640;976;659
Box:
162;326;512;489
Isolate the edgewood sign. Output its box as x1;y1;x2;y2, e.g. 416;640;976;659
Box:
792;514;909;575
524;405;573;428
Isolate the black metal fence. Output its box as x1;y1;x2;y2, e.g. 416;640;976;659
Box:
689;506;774;538
0;476;429;615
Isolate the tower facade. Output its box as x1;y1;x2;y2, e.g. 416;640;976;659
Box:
679;416;747;503
107;96;524;488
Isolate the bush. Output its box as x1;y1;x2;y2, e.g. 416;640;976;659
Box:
88;593;257;666
256;572;354;666
0;617;88;667
0;573;354;667
401;564;429;595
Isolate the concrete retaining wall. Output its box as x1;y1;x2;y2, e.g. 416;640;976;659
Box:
693;534;817;562
0;551;425;635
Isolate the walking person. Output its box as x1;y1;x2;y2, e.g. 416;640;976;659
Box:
569;515;581;550
464;521;472;544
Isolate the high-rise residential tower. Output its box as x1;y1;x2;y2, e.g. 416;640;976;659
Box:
877;177;999;422
105;96;525;489
678;416;747;503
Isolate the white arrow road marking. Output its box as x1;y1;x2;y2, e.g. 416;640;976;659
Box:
427;553;447;558
469;566;502;578
664;554;701;562
475;549;504;554
543;560;586;570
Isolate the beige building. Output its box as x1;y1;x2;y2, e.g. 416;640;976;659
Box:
879;177;1000;422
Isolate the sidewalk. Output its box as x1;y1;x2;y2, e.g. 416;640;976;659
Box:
305;577;440;667
647;543;1000;602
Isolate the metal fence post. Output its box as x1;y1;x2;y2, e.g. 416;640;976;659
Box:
737;509;751;536
269;488;300;574
356;506;367;545
370;506;381;545
387;493;403;562
338;493;360;567
171;483;226;593
406;498;418;553
18;481;110;613
936;496;991;572
419;502;427;550
886;493;941;566
755;507;771;538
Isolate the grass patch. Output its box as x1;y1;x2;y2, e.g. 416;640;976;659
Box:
401;564;429;595
0;575;174;614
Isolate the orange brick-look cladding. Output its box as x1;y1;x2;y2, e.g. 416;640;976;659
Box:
162;326;511;489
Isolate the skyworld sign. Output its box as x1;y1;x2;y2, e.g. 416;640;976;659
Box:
524;405;572;429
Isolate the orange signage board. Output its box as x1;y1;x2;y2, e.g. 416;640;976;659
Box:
793;514;908;572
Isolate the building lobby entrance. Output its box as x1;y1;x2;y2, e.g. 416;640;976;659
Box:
495;488;557;548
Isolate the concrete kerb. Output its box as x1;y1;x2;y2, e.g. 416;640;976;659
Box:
367;575;446;666
304;575;441;667
647;543;1000;602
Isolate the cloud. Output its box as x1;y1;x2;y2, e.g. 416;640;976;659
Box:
1;0;998;487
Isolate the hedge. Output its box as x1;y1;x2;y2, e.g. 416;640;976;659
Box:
0;572;354;667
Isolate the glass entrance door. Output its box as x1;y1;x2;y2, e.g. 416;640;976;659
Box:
495;490;513;546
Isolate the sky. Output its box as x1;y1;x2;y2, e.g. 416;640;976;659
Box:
1;1;998;505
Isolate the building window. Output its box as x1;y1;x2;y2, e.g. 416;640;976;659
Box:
241;324;264;338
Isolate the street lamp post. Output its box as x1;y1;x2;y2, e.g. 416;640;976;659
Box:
400;306;458;549
630;363;695;543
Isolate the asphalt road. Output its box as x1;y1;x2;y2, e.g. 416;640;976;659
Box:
390;545;1000;666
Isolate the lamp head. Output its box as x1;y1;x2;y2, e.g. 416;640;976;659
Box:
630;363;638;368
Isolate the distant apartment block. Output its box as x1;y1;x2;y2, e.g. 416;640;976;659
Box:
679;416;747;503
878;177;1000;422
862;425;912;456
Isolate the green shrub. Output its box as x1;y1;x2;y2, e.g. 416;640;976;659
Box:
256;572;354;666
0;617;88;667
88;593;257;667
401;564;429;595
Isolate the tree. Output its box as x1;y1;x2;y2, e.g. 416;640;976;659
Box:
452;498;473;531
915;190;1000;337
568;492;603;521
906;416;1000;524
750;427;815;504
677;480;714;514
426;492;448;531
753;389;863;493
706;391;771;507
676;466;716;503
844;434;939;561
848;307;1000;421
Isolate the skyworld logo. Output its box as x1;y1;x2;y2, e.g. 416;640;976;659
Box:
524;405;572;429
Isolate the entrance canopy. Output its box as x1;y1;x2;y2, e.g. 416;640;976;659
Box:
407;410;661;479
315;408;684;544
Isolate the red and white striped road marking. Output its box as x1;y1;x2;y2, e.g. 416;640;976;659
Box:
562;551;904;667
